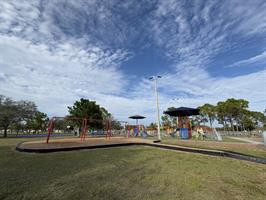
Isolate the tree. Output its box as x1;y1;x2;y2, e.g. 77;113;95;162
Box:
111;120;123;130
0;95;37;137
161;115;173;129
26;111;49;131
147;123;157;130
224;98;249;131
68;98;110;129
161;107;177;128
0;97;19;137
100;107;111;120
199;104;216;128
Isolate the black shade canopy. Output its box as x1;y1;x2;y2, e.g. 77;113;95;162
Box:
129;115;146;119
164;107;200;117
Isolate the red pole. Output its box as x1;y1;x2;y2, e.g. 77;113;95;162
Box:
81;118;87;141
83;119;88;141
46;117;55;144
108;120;112;139
105;121;107;139
105;120;112;139
80;119;84;141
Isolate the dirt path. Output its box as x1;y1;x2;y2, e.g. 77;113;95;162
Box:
229;137;264;145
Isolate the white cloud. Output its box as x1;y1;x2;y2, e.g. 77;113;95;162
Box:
150;0;266;68
226;51;266;68
0;0;265;125
0;35;127;116
143;0;266;115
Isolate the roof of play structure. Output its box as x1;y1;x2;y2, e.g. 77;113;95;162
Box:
163;107;200;117
129;115;146;119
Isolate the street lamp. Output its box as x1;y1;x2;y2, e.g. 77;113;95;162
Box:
149;76;162;140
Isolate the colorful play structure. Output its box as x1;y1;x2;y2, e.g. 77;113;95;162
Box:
164;107;200;139
125;124;148;138
45;107;205;143
45;115;149;144
128;115;148;138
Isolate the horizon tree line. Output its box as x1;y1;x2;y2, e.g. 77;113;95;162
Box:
0;95;121;137
159;98;266;131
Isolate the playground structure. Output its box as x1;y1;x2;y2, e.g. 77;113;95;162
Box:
127;115;149;138
164;107;200;139
46;117;127;144
125;124;149;138
164;107;223;141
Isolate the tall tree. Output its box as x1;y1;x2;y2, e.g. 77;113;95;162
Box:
147;123;157;130
199;104;216;128
216;101;226;131
26;111;49;131
0;97;18;137
0;95;37;137
161;107;177;128
224;98;249;131
68;98;111;129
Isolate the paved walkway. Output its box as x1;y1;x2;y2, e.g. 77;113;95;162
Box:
229;137;264;145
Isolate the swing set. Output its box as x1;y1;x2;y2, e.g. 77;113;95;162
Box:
46;117;113;144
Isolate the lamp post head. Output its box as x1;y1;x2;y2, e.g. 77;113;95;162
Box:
149;75;162;80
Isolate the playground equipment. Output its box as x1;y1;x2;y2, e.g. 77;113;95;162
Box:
128;115;147;138
46;117;125;144
213;128;223;141
129;115;145;126
263;131;266;146
126;124;149;138
164;107;200;139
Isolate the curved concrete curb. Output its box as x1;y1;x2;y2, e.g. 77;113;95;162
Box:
16;141;138;153
16;141;266;164
145;143;266;164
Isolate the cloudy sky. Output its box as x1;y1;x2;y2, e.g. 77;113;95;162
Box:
0;0;265;124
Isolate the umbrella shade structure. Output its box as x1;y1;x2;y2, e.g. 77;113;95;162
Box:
129;115;146;125
129;115;146;137
164;107;200;117
129;115;146;120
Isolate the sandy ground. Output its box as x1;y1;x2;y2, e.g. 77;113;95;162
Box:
17;136;266;160
19;137;154;150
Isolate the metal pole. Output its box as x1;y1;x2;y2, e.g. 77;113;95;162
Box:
155;77;161;140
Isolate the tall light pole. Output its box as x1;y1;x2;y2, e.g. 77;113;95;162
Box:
149;76;162;140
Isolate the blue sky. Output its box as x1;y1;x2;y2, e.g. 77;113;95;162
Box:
0;0;265;124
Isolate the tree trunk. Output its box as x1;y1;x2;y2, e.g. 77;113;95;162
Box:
3;127;7;138
223;117;226;132
230;118;234;131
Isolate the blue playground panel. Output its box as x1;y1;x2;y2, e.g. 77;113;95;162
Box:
141;131;148;138
133;128;139;137
180;128;189;139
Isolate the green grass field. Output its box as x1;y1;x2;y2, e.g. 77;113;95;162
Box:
161;138;266;159
0;138;266;200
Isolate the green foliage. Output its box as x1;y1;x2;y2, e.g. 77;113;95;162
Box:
68;98;103;119
161;107;177;128
147;123;157;130
26;111;49;131
198;103;216;127
204;98;265;131
0;95;38;137
68;98;118;129
164;98;265;131
111;120;123;130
